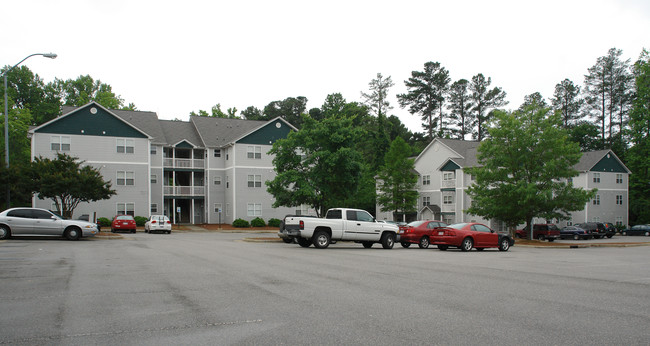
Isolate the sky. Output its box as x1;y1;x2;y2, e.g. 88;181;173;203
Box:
4;0;650;133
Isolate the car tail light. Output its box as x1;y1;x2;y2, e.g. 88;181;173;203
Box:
299;220;304;230
166;221;171;224
152;220;157;224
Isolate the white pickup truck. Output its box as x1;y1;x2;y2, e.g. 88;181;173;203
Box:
280;208;399;249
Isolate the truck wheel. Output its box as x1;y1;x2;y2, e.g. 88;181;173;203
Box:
297;237;311;247
313;231;330;249
400;242;411;248
362;242;373;248
460;237;473;252
418;237;430;249
381;233;395;249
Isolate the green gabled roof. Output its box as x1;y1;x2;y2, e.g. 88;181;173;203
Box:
236;118;293;145
576;150;630;173
440;160;461;171
33;103;148;139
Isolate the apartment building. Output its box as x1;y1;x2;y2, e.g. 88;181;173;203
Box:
29;102;299;224
377;138;630;230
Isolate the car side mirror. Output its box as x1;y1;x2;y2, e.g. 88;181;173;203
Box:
491;230;495;233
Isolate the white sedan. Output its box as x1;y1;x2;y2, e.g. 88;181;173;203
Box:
144;215;172;234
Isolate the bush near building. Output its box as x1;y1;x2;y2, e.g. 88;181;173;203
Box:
251;217;266;227
233;219;250;228
268;218;282;227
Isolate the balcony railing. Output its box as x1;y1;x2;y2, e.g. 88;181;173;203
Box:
441;204;455;213
163;158;205;169
163;186;205;196
441;179;456;188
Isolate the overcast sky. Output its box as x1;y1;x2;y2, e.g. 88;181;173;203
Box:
5;0;649;132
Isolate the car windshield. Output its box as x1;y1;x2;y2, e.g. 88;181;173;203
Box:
447;223;469;230
407;220;426;227
116;215;134;220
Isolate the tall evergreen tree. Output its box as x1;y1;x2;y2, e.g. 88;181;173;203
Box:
550;79;583;127
468;73;507;141
447;79;473;139
397;61;450;138
361;73;395;117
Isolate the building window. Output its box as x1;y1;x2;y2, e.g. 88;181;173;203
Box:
615;217;623;226
593;195;600;205
150;146;157;155
247;203;262;216
117;171;135;186
226;203;230;216
214;149;221;157
567;221;573;226
593;173;600;183
422;175;431;185
117;203;135;216
151;174;157;184
151;204;158;213
247;174;262;188
247;146;262;159
226;176;229;189
117;139;135;154
214;203;222;213
616;174;623;184
592;216;600;222
616;195;623;205
50;136;71;151
422;196;430;207
443;195;453;204
214;176;221;185
295;205;310;215
443;172;454;180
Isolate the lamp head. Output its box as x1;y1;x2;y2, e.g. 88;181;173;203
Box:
43;53;57;59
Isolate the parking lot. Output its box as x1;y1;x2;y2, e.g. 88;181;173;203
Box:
1;232;649;345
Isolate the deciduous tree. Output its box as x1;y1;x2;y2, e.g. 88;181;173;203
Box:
376;137;419;222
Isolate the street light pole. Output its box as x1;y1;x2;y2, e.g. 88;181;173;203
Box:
2;53;57;209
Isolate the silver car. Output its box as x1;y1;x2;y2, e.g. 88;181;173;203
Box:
0;207;99;240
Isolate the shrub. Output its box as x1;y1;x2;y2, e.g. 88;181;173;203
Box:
97;217;111;227
232;218;250;228
267;218;282;227
251;217;266;227
134;216;147;227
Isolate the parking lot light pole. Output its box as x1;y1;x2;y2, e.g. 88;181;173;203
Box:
2;53;57;209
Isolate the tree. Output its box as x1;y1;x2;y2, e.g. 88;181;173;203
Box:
264;96;308;128
550;79;583;127
519;92;548;111
0;65;61;125
241;106;265;120
583;48;633;144
376;137;419;222
30;153;116;218
468;73;507;141
397;61;450;138
266;115;364;216
190;103;240;118
627;48;650;224
465;102;595;237
57;75;131;110
447;79;473;139
361;73;395;117
567;121;605;152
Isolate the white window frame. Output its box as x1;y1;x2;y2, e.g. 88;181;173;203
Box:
443;195;454;204
593;172;601;183
117;202;135;216
214;176;221;185
247;203;262;216
615;217;623;226
117;171;135;186
616;195;623;205
247;146;262;159
422;175;431;185
616;174;623;184
151;174;157;184
423;196;430;207
214;203;222;213
150;146;157;155
50;135;71;151
151;204;158;213
214;149;221;157
117;138;135;154
247;174;262;188
443;172;454;180
593;194;600;205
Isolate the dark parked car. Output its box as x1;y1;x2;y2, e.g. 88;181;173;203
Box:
560;225;591;240
621;225;650;236
111;215;136;233
603;222;616;238
575;222;606;239
515;224;561;242
429;222;514;252
398;220;448;248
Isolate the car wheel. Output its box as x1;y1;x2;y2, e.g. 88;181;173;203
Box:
111;228;115;233
418;236;430;249
548;238;555;242
438;245;448;251
645;232;650;237
622;231;627;236
0;225;10;240
312;231;330;249
167;231;171;234
537;234;545;241
607;234;613;238
64;227;81;241
498;238;510;251
594;235;600;239
282;238;293;244
297;237;311;247
381;233;395;249
460;237;473;252
400;242;411;248
362;242;373;248
573;234;580;240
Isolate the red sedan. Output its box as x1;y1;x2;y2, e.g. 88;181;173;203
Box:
399;220;448;248
111;215;137;233
429;222;514;251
